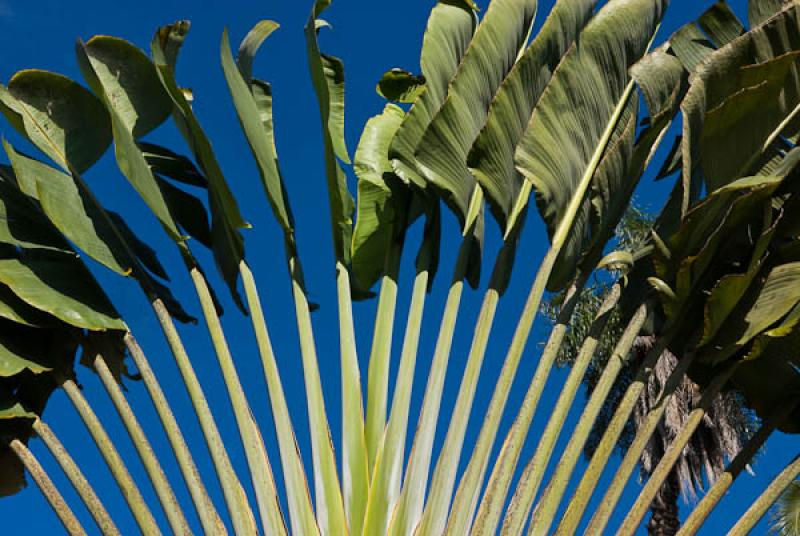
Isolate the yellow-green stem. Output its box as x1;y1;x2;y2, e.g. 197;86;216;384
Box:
538;304;655;536
93;353;190;535
578;338;690;536
33;419;120;536
617;363;739;536
728;453;800;535
466;276;586;536
677;401;797;536
10;438;86;536
388;237;472;536
475;283;622;536
189;266;286;536
418;233;522;536
363;267;429;536
124;333;226;536
289;253;347;534
240;260;320;536
366;240;403;471
60;377;161;535
150;297;257;536
337;257;370;536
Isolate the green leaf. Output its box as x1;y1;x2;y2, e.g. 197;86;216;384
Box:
376;69;427;103
749;0;792;27
306;5;354;265
415;0;538;227
77;38;184;244
157;177;212;249
681;4;800;195
152;22;249;309
351;104;406;292
579;45;687;272
0;70;111;174
389;0;478;190
221;24;294;238
0;284;53;327
139;142;207;187
698;1;745;47
654;175;785;322
469;0;594;234
700;212;777;346
4;141;134;277
236;20;280;83
515;0;667;291
0;251;124;331
107;212;170;281
737;262;800;345
78;36;172;138
0;325;53;377
0;171;73;255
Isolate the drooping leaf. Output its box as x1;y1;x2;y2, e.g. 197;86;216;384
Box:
469;0;595;233
236;20;280;84
156;177;212;249
389;0;478;190
415;0;538;227
700;215;777;346
515;0;667;291
681;4;800;196
0;319;69;377
106;212;170;281
376;69;427;103
579;44;687;271
221;24;294;239
139;142;207;187
750;0;792;27
351;104;406;292
0;249;125;331
4;141;134;277
152;22;249;310
306;8;354;265
0;171;73;255
0;70;111;174
698;1;745;47
77;36;172;138
77;38;184;244
0;285;53;327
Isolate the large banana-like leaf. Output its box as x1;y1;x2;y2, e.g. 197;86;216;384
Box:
221;22;295;241
699;1;745;46
579;44;686;269
4;142;134;276
151;21;249;309
414;0;538;229
0;325;52;377
389;0;477;190
701;261;800;363
306;2;354;266
76;37;184;245
681;3;800;195
750;0;793;27
515;0;667;293
139;142;207;187
468;0;594;234
0;285;53;328
351;104;406;292
0;71;111;174
0;253;124;331
0;172;73;256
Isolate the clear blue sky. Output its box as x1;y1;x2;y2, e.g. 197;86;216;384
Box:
0;0;794;534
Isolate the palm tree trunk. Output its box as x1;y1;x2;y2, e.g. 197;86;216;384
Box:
647;470;681;536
